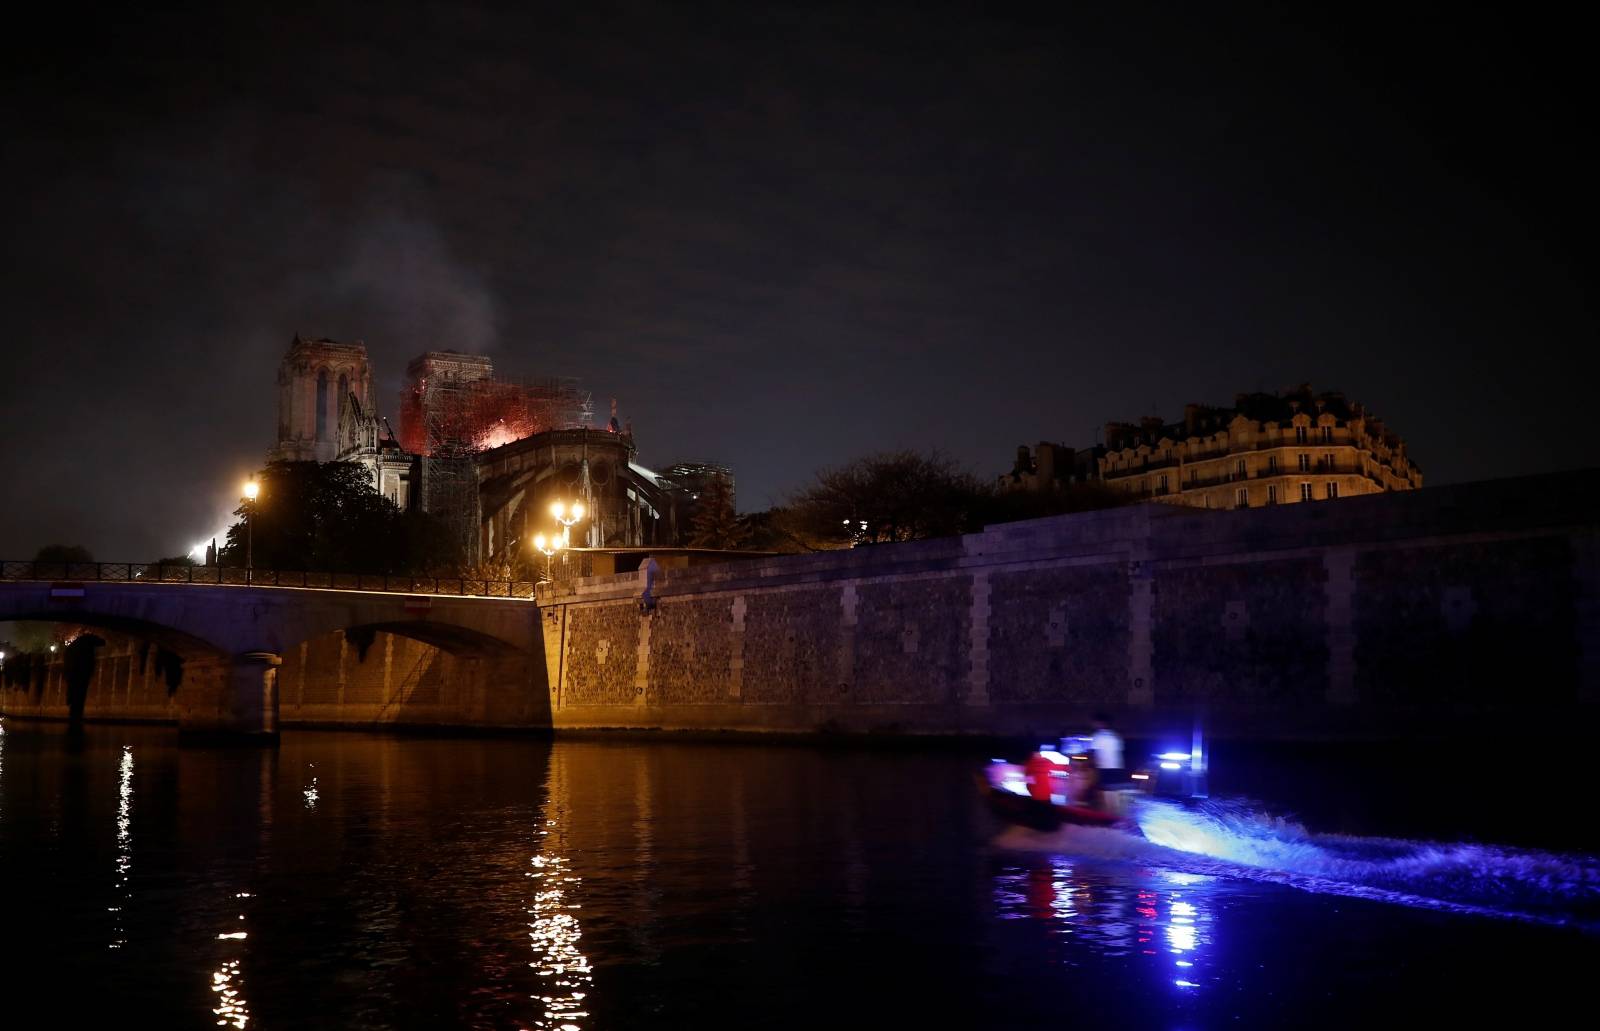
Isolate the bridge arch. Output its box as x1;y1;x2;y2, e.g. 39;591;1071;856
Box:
0;604;230;661
1;580;543;734
288;618;525;660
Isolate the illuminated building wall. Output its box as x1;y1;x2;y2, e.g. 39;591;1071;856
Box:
264;337;712;564
268;335;375;463
1003;385;1421;509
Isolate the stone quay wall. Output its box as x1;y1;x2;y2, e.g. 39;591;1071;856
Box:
4;469;1595;740
536;469;1600;739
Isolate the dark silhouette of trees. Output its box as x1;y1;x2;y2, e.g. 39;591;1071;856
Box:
34;544;94;563
785;450;987;546
687;474;752;549
780;449;1139;549
218;461;461;575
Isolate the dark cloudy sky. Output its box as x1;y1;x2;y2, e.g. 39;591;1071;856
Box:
1;1;1592;559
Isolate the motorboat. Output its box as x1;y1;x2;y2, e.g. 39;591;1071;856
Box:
981;734;1206;833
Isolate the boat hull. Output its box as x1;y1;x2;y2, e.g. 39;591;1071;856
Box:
982;784;1124;832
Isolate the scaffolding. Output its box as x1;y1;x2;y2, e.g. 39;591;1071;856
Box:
400;355;594;562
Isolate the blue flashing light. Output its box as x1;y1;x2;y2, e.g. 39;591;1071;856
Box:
1160;761;1181;770
1157;752;1191;761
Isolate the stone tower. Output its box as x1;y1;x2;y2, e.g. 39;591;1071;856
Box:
268;335;375;463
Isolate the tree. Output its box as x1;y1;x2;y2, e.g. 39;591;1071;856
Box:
786;450;988;546
783;449;1139;549
686;474;752;549
34;544;94;563
218;461;462;575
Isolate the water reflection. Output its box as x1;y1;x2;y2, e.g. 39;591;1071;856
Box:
994;857;1214;991
212;892;253;1028
528;757;592;1030
110;745;133;949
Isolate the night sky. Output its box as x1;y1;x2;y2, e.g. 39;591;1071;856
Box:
1;2;1592;559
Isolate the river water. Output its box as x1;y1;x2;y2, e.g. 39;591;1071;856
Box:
0;719;1595;1028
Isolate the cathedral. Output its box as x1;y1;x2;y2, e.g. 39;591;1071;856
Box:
266;335;728;564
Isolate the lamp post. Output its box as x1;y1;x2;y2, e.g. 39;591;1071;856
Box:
532;532;564;582
243;479;260;585
550;499;586;547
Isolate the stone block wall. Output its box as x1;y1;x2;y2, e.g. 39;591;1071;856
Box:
536;469;1600;738
1351;536;1577;706
986;563;1129;704
740;586;842;705
1152;556;1328;706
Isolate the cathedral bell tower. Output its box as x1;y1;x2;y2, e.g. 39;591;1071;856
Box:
268;335;374;463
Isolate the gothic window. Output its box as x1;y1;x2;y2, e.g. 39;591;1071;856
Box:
338;373;349;421
316;370;328;441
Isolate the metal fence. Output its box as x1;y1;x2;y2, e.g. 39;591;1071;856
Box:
0;561;538;599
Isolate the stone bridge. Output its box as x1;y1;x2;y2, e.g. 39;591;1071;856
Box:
0;579;541;737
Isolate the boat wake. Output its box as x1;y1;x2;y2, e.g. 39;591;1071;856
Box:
992;798;1600;931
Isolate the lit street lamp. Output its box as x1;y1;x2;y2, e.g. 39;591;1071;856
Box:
243;478;260;585
550;499;586;546
532;531;564;582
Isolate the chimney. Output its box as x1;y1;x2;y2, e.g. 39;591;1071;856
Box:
1184;403;1203;434
1035;442;1056;485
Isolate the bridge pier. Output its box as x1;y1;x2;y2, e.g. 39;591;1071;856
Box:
178;651;282;740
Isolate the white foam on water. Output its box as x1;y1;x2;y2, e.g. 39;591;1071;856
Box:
992;798;1600;931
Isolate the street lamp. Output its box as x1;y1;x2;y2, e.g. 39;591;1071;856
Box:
532;531;564;582
243;479;260;584
550;499;586;546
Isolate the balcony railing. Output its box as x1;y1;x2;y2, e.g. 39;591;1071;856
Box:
0;561;538;599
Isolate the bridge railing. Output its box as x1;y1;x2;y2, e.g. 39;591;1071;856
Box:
0;561;538;599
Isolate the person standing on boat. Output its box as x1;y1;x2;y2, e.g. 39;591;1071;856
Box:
1090;714;1127;786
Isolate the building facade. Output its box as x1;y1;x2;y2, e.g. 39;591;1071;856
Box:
999;442;1104;492
477;428;690;562
266;335;713;565
1002;385;1421;510
268;335;375;463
